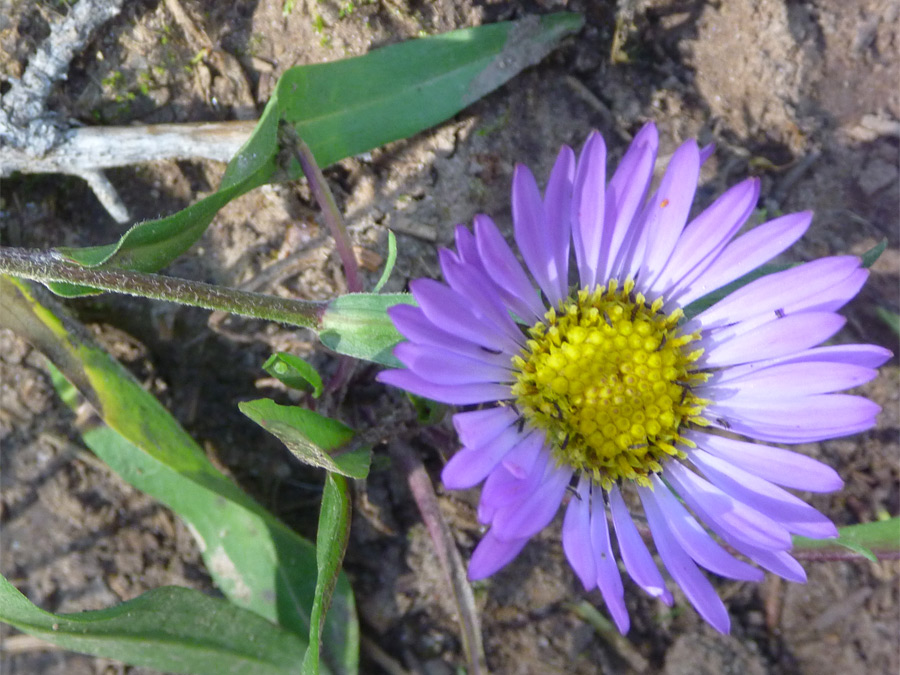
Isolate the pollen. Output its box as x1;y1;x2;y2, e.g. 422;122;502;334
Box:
510;280;709;488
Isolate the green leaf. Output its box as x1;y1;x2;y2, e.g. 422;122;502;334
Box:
876;307;900;336
319;292;416;366
51;14;583;296
0;276;358;675
861;238;887;268
239;399;371;479
264;352;325;397
372;231;397;293
794;518;900;561
0;580;307;675
302;474;352;675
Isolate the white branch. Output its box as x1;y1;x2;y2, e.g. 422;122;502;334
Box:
2;0;125;139
0;120;256;176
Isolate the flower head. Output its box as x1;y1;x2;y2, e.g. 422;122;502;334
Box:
378;123;890;633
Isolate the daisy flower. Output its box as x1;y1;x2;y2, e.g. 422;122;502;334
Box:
377;123;890;633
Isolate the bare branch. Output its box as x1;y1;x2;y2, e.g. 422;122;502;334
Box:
0;120;255;175
1;0;125;139
80;169;131;223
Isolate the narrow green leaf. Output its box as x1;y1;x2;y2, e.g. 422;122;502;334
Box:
319;292;416;366
51;14;583;296
239;399;371;479
264;352;325;397
372;231;398;293
832;540;879;563
51;176;269;296
0;276;358;674
861;238;887;268
0;580;307;675
876;307;900;336
794;518;900;561
302;474;352;675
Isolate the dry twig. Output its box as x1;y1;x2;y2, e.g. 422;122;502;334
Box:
0;0;257;223
1;0;126;220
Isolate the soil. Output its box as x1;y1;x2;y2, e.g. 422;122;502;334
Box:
1;1;898;674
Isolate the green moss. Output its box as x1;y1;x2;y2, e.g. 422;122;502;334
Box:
101;70;125;90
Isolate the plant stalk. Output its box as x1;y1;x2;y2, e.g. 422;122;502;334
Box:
0;247;325;329
279;122;362;293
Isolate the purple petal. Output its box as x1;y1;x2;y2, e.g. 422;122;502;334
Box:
618;141;699;286
685;431;843;493
512;164;554;297
647;475;763;581
701;361;878;400
388;304;511;367
791;269;868;314
453;407;517;449
411;278;520;354
701;312;846;368
456;222;537;324
542;145;575;305
687;449;837;539
699;142;715;164
377;369;511;405
478;434;546;523
468;530;529;580
695;257;862;330
493;460;571;541
563;478;596;590
711;344;894;381
781;344;892;368
709;394;880;434
609;485;672;604
441;424;525;489
662;467;809;583
636;139;701;287
499;431;546;480
439;249;525;346
716;416;878;444
713;529;808;583
394;342;513;385
473;215;545;321
603;122;659;280
664;461;792;551
638;484;731;633
572;131;607;288
454;224;482;266
652;178;760;298
674;211;812;307
589;487;630;634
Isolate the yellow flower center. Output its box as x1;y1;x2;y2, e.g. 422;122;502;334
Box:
510;279;709;488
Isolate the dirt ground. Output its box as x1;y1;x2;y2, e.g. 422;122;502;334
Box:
1;0;898;673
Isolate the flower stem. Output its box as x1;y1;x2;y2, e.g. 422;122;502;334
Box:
278;121;362;293
389;441;487;675
0;247;325;329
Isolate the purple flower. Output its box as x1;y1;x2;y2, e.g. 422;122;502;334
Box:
377;123;890;633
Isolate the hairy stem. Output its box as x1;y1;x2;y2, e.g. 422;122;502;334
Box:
0;247;325;329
